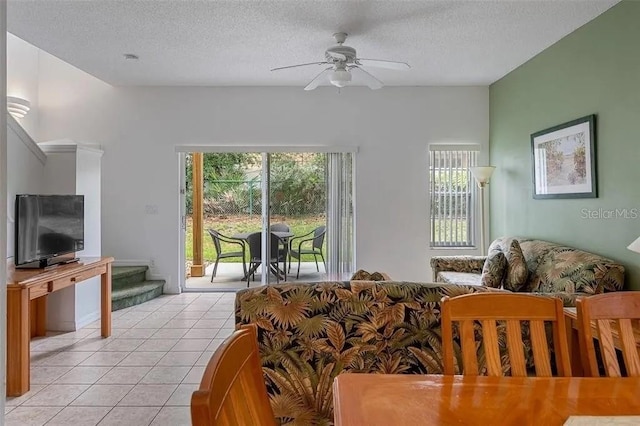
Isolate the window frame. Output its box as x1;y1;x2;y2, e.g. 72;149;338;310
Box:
428;145;480;249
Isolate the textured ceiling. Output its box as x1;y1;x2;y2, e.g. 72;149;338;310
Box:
7;0;618;87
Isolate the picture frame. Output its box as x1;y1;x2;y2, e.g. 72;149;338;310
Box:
531;114;597;199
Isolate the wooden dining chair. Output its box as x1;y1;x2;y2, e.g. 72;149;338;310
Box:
441;293;571;377
576;292;640;377
191;324;276;426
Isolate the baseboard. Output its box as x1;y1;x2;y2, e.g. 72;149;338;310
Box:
76;310;101;330
48;310;101;332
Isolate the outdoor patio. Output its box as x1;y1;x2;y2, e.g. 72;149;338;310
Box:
184;261;328;291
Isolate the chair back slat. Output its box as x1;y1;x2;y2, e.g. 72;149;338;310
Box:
191;325;276;426
597;319;621;377
441;293;570;377
618;319;640;376
460;320;479;375
529;320;552;377
576;292;640;377
505;320;527;377
481;320;501;376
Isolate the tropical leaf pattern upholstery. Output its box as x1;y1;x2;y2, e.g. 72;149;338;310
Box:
481;245;507;288
502;238;529;292
431;237;625;305
235;281;505;425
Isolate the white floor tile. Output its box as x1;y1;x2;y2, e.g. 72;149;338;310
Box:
22;384;89;406
30;366;73;384
118;384;178;406
80;351;130;366
140;366;191;384
156;351;201;367
118;351;166;366
183;365;206;384
171;339;211;352
150;328;188;339
150;406;192;425
165;384;198;406
136;339;178;352
46;406;111;426
97;406;160;426
101;338;146;352
57;366;113;384
4;406;63;426
97;366;153;384
71;384;134;406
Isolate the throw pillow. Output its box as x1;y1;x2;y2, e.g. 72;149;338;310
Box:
480;247;507;288
503;239;529;292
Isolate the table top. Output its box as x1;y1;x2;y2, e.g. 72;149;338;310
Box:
333;374;640;426
7;256;114;288
232;231;294;240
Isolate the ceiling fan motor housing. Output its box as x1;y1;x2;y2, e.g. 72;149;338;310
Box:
325;45;357;64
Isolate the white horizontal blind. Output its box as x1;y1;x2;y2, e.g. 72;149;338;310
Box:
429;147;479;248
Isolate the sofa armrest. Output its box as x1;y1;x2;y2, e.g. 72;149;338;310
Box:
430;255;486;281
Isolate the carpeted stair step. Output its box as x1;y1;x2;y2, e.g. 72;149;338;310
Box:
111;266;164;311
112;280;165;311
112;266;149;290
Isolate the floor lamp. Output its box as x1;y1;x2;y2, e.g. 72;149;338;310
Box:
470;166;495;256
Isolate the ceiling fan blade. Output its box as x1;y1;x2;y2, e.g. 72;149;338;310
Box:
349;66;384;90
304;67;333;91
327;51;347;61
356;59;411;71
271;62;329;72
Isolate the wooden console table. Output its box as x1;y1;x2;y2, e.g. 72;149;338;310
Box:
6;256;114;396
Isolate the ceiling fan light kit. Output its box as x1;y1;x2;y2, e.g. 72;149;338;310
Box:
271;32;410;91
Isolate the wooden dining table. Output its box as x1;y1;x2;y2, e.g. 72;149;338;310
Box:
333;374;640;426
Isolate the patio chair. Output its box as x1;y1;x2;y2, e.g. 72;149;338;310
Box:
288;225;326;279
246;232;287;285
207;229;247;282
269;222;290;271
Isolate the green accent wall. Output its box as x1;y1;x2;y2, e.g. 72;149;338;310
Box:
489;1;640;290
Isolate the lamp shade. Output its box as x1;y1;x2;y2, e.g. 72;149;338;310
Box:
628;236;640;254
329;69;352;88
470;166;496;184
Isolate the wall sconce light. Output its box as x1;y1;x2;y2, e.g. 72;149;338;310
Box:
7;96;31;119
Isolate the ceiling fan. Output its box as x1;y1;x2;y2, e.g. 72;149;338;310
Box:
271;32;410;91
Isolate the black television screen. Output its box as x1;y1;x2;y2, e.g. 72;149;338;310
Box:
15;194;84;267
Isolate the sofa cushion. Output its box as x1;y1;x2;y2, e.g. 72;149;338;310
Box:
481;247;507;288
503;239;529;292
437;271;482;286
235;281;504;425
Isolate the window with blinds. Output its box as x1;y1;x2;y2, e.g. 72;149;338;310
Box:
429;146;479;248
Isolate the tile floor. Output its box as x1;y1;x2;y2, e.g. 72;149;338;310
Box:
4;292;236;426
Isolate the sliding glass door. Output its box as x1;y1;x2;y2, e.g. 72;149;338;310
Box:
179;147;355;291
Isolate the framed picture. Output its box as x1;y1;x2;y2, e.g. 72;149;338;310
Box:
531;114;597;199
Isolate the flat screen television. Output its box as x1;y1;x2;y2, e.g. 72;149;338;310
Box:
15;194;85;268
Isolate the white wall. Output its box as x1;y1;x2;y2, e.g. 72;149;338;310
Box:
6;116;46;258
37;85;489;291
74;147;103;326
7;33;39;140
1;1;8;419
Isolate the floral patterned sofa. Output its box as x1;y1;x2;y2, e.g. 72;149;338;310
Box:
430;237;625;306
235;281;505;425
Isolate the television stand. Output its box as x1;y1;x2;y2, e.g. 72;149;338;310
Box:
6;257;114;396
